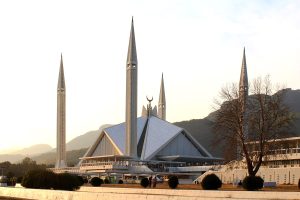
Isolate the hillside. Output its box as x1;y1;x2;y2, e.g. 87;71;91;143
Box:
175;89;300;158
0;154;25;163
0;144;53;163
12;144;52;156
31;148;88;166
65;124;111;151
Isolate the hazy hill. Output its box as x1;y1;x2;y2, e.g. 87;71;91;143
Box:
12;144;52;156
0;144;53;163
65;124;111;151
0;154;25;163
31;148;88;166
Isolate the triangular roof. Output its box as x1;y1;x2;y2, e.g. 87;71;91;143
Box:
141;116;182;160
104;117;147;154
83;116;217;163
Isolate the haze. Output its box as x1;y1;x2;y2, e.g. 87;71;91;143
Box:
0;0;299;150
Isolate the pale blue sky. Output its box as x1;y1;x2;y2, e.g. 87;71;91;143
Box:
0;0;300;150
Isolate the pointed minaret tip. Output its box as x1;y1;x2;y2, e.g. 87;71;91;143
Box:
58;54;65;89
158;73;166;120
126;18;137;65
239;47;248;93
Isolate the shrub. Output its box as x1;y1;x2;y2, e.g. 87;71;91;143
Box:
118;179;124;184
256;176;264;189
83;177;88;184
242;176;264;191
90;177;102;187
201;174;222;190
104;178;110;184
7;177;17;186
140;177;149;188
16;176;23;183
55;173;81;191
21;169;56;189
168;176;179;189
77;176;85;186
22;170;80;191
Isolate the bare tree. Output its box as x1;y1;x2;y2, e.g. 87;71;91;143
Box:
213;76;294;176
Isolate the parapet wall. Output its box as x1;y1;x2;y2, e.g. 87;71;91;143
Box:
0;186;300;200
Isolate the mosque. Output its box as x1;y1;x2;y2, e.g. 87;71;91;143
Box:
53;19;221;176
53;19;300;185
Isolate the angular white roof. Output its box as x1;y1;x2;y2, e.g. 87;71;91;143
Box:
141;116;183;160
104;116;147;155
84;115;217;162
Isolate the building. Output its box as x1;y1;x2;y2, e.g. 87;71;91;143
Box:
197;136;300;185
78;19;220;175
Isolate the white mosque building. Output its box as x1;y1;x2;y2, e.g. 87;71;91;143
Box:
53;19;221;177
78;19;221;175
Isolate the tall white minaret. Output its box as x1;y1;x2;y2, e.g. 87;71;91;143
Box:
125;18;138;157
239;47;248;112
238;47;249;159
55;54;67;168
158;73;166;120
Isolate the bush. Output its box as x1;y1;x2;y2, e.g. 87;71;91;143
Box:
168;176;179;189
242;176;264;191
21;169;56;189
140;177;149;188
54;173;81;191
7;177;17;186
90;177;102;187
16;176;23;183
83;177;88;184
118;179;124;184
21;170;80;191
201;174;222;190
104;178;110;184
77;176;85;186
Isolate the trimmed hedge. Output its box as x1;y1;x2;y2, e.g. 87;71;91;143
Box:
22;169;56;189
168;176;179;189
90;177;103;187
21;169;80;191
77;176;85;186
201;174;222;190
140;177;149;188
242;176;264;191
54;173;81;191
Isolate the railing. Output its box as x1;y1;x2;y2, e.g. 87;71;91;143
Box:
50;167;80;174
80;162;129;171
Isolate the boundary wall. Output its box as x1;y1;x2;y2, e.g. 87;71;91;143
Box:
1;186;300;200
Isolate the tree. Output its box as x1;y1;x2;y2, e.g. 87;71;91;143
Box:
213;76;294;176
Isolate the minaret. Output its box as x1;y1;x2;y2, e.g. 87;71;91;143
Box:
55;54;67;168
238;47;249;159
125;18;138;157
239;47;248;111
158;73;166;120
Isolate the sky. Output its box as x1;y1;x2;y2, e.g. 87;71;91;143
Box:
0;0;300;150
